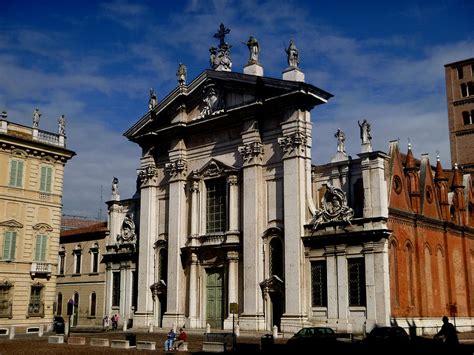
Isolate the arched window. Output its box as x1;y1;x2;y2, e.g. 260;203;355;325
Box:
436;247;446;310
89;292;96;317
405;242;415;307
57;292;63;315
269;238;283;279
424;245;433;311
461;83;468;97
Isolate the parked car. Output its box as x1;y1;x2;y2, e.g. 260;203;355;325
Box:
362;326;410;347
52;316;65;334
286;327;337;346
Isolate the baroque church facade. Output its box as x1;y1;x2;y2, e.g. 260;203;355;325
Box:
102;26;473;335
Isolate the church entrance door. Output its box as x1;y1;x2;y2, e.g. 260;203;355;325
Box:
206;268;224;329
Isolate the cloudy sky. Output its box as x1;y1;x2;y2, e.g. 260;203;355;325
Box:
1;0;473;218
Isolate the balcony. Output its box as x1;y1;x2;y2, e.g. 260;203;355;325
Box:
30;262;52;279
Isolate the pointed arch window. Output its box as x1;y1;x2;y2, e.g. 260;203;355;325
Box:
405;243;415;307
389;240;399;306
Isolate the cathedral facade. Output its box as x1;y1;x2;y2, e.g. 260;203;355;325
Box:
102;27;473;335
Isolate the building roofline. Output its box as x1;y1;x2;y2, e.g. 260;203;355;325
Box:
444;57;474;67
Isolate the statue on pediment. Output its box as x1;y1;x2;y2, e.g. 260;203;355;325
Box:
176;63;187;86
311;183;354;231
245;36;259;64
200;81;224;117
285;39;299;68
358;119;371;145
58;115;66;135
148;88;158;110
335;128;346;153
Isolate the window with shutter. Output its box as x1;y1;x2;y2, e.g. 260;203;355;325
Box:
35;235;47;261
40;166;53;193
2;231;16;260
9;160;23;187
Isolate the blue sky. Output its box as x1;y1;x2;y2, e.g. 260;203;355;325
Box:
1;0;473;218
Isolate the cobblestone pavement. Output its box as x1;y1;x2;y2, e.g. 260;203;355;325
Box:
0;329;473;355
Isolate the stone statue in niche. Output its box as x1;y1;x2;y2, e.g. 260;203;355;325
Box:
117;213;136;245
32;108;41;128
285;39;299;68
200;81;224;117
311;182;354;232
245;36;259;64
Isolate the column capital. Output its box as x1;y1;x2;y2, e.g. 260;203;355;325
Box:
189;180;200;193
165;158;187;181
278;132;307;158
238;141;263;166
138;165;158;187
227;174;239;186
226;250;239;261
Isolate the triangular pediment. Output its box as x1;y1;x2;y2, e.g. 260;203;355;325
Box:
388;142;412;211
124;69;333;144
193;158;238;179
0;219;23;229
420;156;442;219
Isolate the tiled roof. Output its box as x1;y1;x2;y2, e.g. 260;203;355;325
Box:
60;221;108;237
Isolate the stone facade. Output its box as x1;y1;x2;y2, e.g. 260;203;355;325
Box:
445;58;474;171
0;113;74;333
56;221;108;329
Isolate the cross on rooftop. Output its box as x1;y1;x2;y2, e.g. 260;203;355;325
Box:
214;23;230;47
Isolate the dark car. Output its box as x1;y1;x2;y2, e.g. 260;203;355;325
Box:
286;327;337;346
52;316;65;334
362;326;410;347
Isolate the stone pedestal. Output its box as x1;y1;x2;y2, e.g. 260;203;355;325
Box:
331;151;348;162
282;67;305;82
244;63;264;76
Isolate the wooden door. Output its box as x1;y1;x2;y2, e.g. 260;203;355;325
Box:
206;268;224;329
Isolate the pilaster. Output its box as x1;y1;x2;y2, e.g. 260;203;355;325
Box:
134;161;159;327
162;141;188;329
238;120;265;331
187;252;199;328
224;250;239;329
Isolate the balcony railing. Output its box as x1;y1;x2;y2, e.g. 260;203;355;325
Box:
30;262;52;279
28;302;44;317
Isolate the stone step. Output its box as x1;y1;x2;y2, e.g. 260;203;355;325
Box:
136;341;156;350
48;335;64;344
67;336;86;345
90;338;109;347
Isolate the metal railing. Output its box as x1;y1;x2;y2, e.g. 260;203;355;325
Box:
30;262;52;278
28;302;44;317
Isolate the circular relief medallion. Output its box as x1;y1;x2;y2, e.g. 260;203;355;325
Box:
393;175;402;194
426;186;433;203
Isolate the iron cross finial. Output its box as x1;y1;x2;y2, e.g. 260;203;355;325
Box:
214;23;230;47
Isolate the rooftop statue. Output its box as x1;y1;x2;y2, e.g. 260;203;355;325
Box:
358;119;371;145
176;63;187;86
111;177;119;200
335;128;346;153
32;108;41;128
148;88;158;110
245;36;259;65
58;114;66;135
285;39;299;68
209;23;232;71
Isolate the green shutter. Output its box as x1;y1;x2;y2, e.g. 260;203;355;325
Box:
40;166;46;191
3;231;16;260
35;235;47;261
9;161;17;186
46;167;52;192
16;161;23;187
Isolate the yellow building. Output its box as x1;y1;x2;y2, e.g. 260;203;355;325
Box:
57;221;108;329
0;110;74;334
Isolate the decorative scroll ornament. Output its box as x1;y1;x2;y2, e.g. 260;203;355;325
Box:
117;214;136;245
277;132;307;156
260;275;284;294
311;183;354;232
238;141;263;164
199;80;224;118
165;158;187;179
150;280;167;299
209;23;232;71
138;165;157;185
